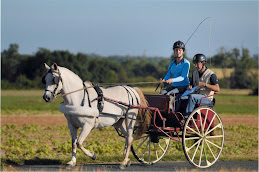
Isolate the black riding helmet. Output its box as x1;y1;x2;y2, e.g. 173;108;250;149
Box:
173;41;185;51
193;54;207;63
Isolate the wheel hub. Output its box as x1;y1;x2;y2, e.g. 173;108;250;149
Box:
151;135;159;143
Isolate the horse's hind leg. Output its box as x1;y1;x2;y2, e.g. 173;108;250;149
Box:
121;130;133;169
66;124;78;167
77;124;97;160
116;113;135;169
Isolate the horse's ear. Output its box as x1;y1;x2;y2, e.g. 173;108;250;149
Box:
44;63;50;70
52;62;58;71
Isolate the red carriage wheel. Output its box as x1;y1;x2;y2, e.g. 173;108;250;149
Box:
182;107;224;168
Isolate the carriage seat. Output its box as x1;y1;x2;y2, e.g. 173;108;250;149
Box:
144;94;170;113
199;97;216;107
175;95;216;114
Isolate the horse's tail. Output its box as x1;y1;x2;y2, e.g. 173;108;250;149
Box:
134;87;151;136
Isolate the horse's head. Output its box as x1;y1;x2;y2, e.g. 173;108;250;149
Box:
42;63;63;103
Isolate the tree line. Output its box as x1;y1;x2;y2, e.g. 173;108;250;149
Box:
1;44;258;94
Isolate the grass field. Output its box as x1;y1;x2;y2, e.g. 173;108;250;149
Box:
1;88;258;115
209;68;234;79
1;89;258;169
209;68;258;80
1;124;258;167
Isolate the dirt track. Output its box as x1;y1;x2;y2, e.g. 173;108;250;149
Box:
1;114;258;127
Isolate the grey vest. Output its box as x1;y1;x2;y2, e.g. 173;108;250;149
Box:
193;68;214;101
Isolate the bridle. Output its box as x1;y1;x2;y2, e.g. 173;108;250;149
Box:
42;69;62;98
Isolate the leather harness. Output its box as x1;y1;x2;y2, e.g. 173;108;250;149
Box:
82;83;104;113
83;84;139;114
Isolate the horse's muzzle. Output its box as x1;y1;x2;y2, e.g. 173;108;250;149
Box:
43;90;54;103
43;94;51;102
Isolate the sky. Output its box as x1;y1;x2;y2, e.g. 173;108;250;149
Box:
2;0;258;58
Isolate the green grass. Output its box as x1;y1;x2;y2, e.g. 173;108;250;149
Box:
1;89;257;115
1;124;257;168
214;95;258;115
221;125;258;161
1;96;63;115
1;89;258;168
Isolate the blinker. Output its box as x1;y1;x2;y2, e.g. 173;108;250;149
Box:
42;76;46;84
42;75;58;85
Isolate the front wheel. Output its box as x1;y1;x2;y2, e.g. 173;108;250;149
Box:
131;131;170;165
182;107;224;168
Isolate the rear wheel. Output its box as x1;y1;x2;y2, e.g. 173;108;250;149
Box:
131;131;170;165
182;107;224;168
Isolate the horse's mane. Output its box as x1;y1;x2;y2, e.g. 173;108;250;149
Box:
59;66;83;83
84;81;93;87
59;66;93;88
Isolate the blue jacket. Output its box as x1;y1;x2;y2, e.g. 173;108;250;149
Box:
163;58;190;87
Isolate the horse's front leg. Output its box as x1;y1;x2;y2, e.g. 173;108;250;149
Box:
77;124;97;160
66;123;78;167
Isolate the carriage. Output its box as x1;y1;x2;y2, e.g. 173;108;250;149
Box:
130;92;225;168
42;63;224;169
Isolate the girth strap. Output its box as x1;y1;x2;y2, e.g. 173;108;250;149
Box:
94;86;104;112
81;83;104;113
81;82;92;107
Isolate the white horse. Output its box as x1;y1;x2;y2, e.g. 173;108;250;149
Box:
42;63;150;169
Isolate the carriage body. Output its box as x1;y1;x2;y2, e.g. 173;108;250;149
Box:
131;94;224;168
146;95;216;131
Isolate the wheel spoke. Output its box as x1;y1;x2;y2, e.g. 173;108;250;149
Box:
148;138;151;163
191;116;201;136
206;138;222;150
205;139;216;159
203;142;208;162
186;138;202;152
198;140;204;166
186;125;202;137
191;139;201;161
134;135;149;141
135;135;148;152
198;110;204;135
165;138;170;145
141;138;149;160
185;136;200;140
158;142;165;153
206;135;224;139
202;109;209;131
205;113;216;134
206;123;223;136
153;143;158;159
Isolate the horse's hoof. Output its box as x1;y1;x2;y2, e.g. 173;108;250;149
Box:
119;164;126;169
119;160;131;169
126;160;131;167
65;161;76;168
91;152;97;160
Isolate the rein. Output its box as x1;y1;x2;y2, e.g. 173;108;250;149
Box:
55;80;165;98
